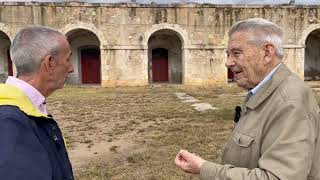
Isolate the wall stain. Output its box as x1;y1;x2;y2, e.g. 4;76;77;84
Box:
155;8;167;24
40;5;46;25
30;6;34;24
129;7;136;19
174;7;177;23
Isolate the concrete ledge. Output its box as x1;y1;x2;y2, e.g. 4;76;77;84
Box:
101;79;148;87
1;2;319;8
102;44;305;50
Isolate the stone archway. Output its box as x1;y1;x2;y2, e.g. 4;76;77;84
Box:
143;23;189;84
60;22;106;47
64;28;101;85
0;31;12;82
300;24;320;81
142;23;189;48
148;29;183;84
304;29;320;81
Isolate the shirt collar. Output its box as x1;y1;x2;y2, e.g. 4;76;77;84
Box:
5;76;46;109
250;63;282;95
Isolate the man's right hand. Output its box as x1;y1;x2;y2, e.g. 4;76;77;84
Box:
174;149;206;174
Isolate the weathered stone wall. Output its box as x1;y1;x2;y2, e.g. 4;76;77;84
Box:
0;2;319;86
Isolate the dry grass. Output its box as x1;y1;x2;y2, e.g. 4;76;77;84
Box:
46;83;320;180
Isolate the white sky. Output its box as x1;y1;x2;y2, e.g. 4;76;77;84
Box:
0;0;319;5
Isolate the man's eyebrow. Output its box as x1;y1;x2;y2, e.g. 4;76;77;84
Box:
226;48;243;54
230;48;243;52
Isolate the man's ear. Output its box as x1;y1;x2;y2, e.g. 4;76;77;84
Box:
263;44;276;65
42;54;54;73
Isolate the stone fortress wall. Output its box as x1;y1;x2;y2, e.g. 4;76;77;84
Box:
0;2;319;86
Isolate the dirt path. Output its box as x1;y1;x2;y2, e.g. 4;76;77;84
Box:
68;139;137;172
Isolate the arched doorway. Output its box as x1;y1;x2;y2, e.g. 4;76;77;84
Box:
305;29;320;81
148;29;182;84
66;29;101;85
0;31;11;82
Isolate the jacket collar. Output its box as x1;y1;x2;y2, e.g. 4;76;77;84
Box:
244;64;291;111
0;84;48;118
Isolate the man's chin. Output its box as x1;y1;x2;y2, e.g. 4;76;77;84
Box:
56;82;66;90
235;80;248;89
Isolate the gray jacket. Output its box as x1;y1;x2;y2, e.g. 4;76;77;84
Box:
200;64;320;180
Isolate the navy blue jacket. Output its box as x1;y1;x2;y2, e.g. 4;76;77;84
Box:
0;84;74;180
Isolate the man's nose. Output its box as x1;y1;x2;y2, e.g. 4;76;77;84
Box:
69;64;74;74
225;56;235;68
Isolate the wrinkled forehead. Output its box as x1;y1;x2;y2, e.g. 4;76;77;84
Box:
55;37;72;56
228;31;252;42
227;31;251;49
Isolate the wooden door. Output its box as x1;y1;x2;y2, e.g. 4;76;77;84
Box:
152;48;168;82
81;48;101;84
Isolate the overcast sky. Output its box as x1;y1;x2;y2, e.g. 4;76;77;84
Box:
1;0;319;5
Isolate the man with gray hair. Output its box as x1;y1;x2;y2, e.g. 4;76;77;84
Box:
175;18;320;180
0;26;74;179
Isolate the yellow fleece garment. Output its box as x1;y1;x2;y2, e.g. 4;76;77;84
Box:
0;84;48;118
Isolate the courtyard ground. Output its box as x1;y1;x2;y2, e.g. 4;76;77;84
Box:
46;82;320;180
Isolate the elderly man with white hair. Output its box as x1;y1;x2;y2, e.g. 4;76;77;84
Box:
175;18;320;180
0;26;74;180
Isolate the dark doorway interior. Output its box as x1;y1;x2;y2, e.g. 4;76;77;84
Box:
227;68;234;82
7;50;12;76
152;48;168;82
81;48;101;84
